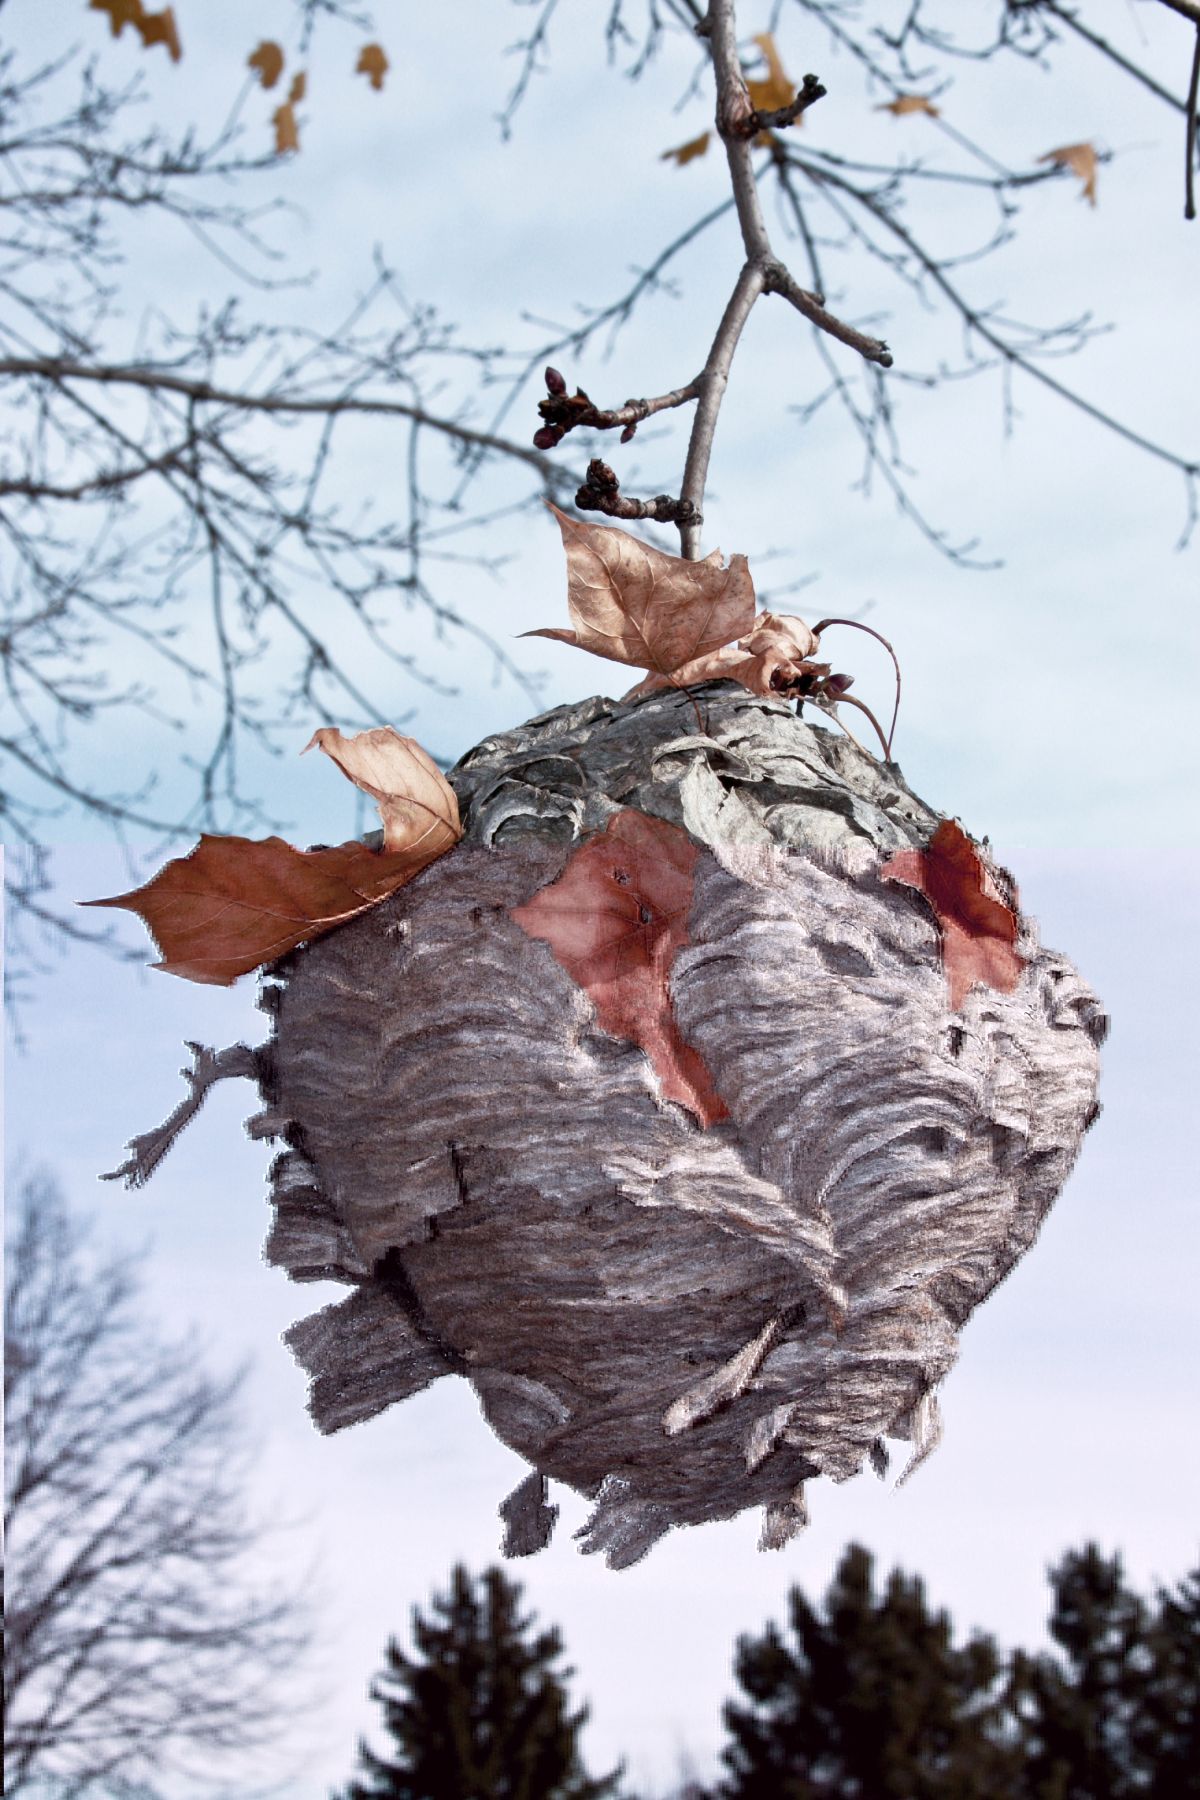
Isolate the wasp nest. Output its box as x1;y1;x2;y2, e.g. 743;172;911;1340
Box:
248;682;1105;1569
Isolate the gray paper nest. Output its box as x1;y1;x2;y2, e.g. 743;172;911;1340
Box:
243;681;1105;1569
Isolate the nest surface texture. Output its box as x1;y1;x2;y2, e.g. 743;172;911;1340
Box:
254;683;1106;1569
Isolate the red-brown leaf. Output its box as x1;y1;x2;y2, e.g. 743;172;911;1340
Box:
881;818;1025;1010
522;504;756;684
83;833;443;986
509;810;729;1128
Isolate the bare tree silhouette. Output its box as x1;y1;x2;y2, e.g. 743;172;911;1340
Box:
3;1171;310;1796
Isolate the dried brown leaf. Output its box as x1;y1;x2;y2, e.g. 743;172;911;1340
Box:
877;93;940;117
288;70;307;104
91;0;180;58
620;611;821;701
1037;141;1099;206
301;725;461;856
509;810;729;1127
248;39;285;88
356;43;388;90
747;31;795;114
881;818;1025;1010
135;5;180;59
662;131;712;166
89;0;141;37
523;504;756;685
83;835;440;986
272;101;299;154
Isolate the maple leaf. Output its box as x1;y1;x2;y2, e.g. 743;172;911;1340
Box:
1037;141;1099;206
522;505;756;686
272;102;299;155
881;819;1025;1011
248;40;285;89
877;93;940;118
83;835;442;986
356;43;388;90
85;725;461;984
662;131;712;167
302;726;461;856
620;610;821;701
510;810;729;1128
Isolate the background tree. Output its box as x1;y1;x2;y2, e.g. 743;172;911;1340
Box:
3;1170;310;1797
1140;1563;1200;1798
2;0;1196;994
1011;1545;1200;1800
337;1561;625;1800
709;1540;1022;1798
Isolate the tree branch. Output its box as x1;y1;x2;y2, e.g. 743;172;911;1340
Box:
0;357;569;483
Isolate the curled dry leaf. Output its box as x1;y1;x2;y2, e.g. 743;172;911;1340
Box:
301;726;461;857
1038;141;1099;206
85;725;462;984
247;39;284;89
877;94;940;118
356;43;388;90
881;818;1025;1010
523;504;756;684
620;610;821;701
83;835;445;986
288;71;307;105
272;101;299;154
509;810;729;1128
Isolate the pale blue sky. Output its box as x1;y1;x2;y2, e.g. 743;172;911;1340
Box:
4;1;1199;1794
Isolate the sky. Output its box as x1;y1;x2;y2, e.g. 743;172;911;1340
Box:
4;2;1200;1796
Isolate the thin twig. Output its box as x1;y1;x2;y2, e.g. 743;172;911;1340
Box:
674;0;893;557
678;260;766;557
1186;23;1200;219
100;1042;261;1188
0;357;571;482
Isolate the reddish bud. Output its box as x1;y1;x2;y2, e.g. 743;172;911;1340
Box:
825;672;854;695
544;366;567;395
533;426;559;451
620;423;637;444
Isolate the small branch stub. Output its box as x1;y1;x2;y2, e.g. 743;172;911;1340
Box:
749;73;827;135
534;368;701;451
575;458;701;529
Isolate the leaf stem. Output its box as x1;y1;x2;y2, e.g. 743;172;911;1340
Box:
814;617;903;758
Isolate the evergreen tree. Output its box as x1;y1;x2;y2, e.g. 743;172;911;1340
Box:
1142;1564;1200;1800
337;1563;625;1800
1011;1545;1153;1800
1014;1546;1200;1800
711;1542;1022;1799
